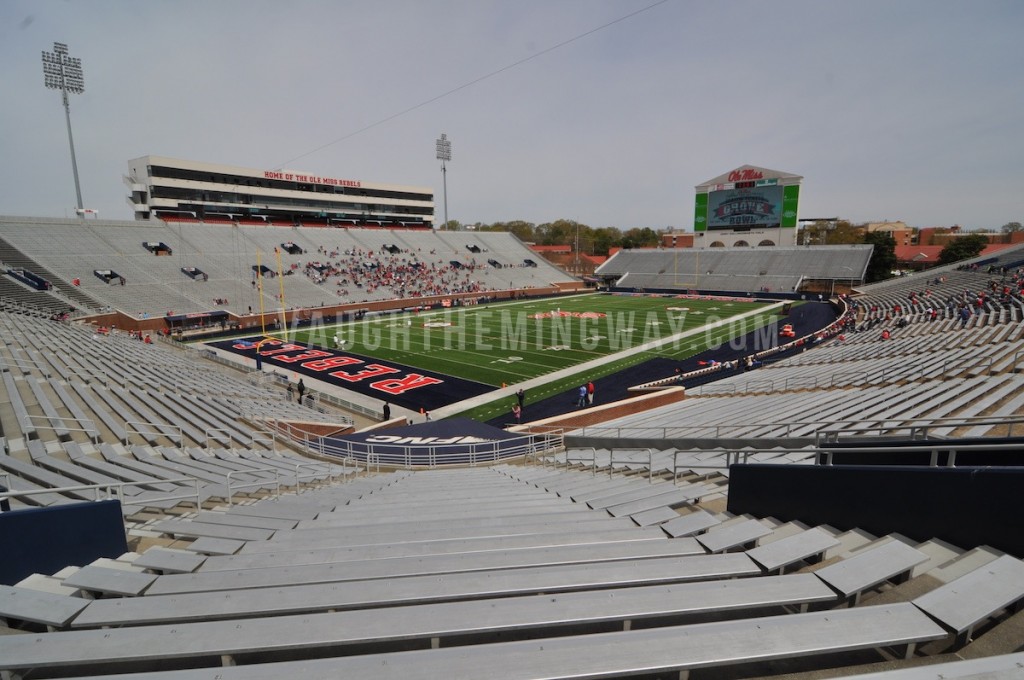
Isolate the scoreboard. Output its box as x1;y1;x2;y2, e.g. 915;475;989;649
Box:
694;166;801;233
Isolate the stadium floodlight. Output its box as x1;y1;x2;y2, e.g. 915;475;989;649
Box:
435;133;451;230
41;41;85;215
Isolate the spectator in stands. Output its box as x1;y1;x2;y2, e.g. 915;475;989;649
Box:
959;306;972;328
424;410;431;422
286;384;293;401
516;388;525;410
297;379;306;402
383;402;391;420
586;381;595;406
577;385;587;408
512;403;522;424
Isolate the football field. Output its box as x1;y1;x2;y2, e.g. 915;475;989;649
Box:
286;293;780;388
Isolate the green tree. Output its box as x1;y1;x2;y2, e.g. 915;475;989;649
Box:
1001;221;1023;233
862;231;897;283
536;219;586;246
620;227;660;250
938;233;990;264
799;219;861;245
503;220;536;243
591;226;621;256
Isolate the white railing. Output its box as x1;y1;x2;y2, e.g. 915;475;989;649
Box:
21;414;100;444
0;476;203;514
281;428;564;469
225;467;280;507
124;421;183;447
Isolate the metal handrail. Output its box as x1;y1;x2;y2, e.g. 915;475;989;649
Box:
816;440;1024;467
225;467;280;507
251;429;276;452
608;447;654;481
124;421;183;447
205;428;232;451
0;476;203;511
21;414;100;444
292;462;324;493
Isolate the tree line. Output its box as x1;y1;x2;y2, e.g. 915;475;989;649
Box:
441;219;662;255
440;218;1014;283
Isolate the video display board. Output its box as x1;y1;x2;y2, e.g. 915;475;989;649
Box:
706;185;783;230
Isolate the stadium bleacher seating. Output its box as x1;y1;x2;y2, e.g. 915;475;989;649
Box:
2;224;1024;679
0;216;577;319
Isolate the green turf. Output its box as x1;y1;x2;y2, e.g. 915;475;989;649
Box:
286;293;779;389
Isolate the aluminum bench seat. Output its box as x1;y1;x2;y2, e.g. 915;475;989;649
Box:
0;452;98;502
24;376;70;438
0;584;90;629
64;443;180;493
912;553;1024;646
255;516;641;552
148;538;706;595
71;552;760;628
150;518;275;542
0;468;75;506
697;517;774;553
219;500;331;521
57;603;945;680
746;527;841;574
294;506;605;531
197;450;302;485
60;565;157;597
192;510;299;531
605;483;714;518
630;505;682;526
0;573;837;675
185;537;246;556
837;651;1024;679
228;450;332;482
0;370;35;438
214;527;671;568
46;378;101;440
662;509;723;537
815;539;930;605
132;547;207;575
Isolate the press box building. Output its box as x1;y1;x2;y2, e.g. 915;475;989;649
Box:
125;155;435;227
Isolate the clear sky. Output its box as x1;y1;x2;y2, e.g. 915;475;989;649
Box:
1;0;1022;231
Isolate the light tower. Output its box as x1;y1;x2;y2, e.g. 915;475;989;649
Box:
435;133;451;230
41;41;85;216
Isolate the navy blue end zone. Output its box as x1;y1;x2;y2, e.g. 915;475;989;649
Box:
320;418;543;465
208;336;492;412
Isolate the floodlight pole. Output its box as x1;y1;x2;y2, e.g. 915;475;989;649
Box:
41;42;85;216
436;133;451;230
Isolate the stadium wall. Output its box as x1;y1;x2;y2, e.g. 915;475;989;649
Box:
0;500;128;585
519;387;686;432
727;464;1024;556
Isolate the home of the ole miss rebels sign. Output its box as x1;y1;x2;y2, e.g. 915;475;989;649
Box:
210;337;490;410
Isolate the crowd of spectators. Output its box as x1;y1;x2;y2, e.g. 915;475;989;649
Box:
294;245;492;301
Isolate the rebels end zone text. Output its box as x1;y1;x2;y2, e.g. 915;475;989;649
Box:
235;338;442;396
